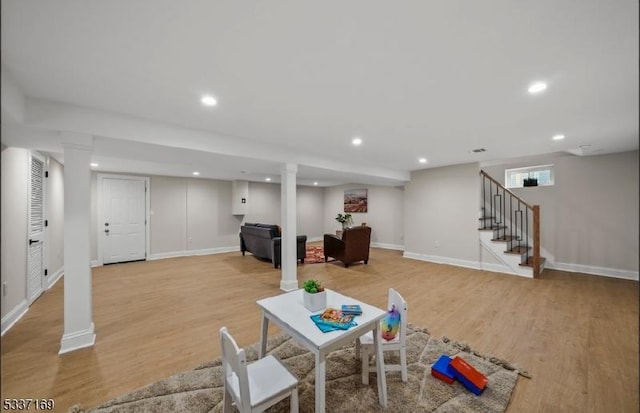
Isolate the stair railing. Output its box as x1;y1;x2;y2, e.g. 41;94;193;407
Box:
480;170;541;278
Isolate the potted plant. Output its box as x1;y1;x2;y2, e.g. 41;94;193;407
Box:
335;213;353;230
302;279;326;312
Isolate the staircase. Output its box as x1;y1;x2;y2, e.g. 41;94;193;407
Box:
479;170;545;278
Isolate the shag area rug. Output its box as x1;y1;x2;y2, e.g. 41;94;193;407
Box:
305;245;334;264
69;325;530;413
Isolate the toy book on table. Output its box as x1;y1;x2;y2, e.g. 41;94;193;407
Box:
310;308;357;331
340;304;363;315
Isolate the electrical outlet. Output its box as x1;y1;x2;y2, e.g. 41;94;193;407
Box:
2;282;7;297
434;240;440;248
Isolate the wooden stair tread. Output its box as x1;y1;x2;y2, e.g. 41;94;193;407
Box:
519;257;546;267
505;246;531;254
478;226;506;231
491;235;519;242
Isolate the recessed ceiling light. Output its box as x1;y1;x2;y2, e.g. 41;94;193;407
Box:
314;182;319;186
419;158;427;164
192;171;200;176
552;134;565;141
90;162;98;167
201;95;217;106
528;81;547;94
265;177;272;182
352;137;362;146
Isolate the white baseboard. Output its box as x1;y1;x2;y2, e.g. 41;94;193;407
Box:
479;262;514;275
403;251;480;270
148;246;240;261
371;242;404;251
403;250;638;281
280;279;299;292
47;266;64;290
59;322;96;354
1;299;28;337
90;259;101;268
547;262;639;281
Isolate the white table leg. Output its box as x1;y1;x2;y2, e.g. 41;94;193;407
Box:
315;351;326;413
259;312;269;358
373;324;388;408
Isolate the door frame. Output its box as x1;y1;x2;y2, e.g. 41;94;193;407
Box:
26;151;47;304
96;173;150;266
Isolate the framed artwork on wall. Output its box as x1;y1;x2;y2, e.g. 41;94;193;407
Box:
344;188;368;212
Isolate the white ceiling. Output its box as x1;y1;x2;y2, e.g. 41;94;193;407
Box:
1;1;638;186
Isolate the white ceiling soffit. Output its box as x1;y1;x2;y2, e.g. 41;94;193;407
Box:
1;1;638;185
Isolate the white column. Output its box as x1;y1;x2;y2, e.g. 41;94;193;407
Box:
279;163;298;291
59;133;95;354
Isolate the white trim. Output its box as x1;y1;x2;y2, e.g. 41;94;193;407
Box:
547;262;639;281
479;262;515;275
97;173;151;266
148;246;240;261
404;250;638;281
505;163;555;188
306;236;323;243
91;259;100;267
404;250;534;278
46;266;64;290
1;300;28;336
280;279;299;292
59;322;96;354
371;242;404;251
402;251;480;270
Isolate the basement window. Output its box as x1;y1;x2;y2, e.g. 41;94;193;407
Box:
505;164;554;188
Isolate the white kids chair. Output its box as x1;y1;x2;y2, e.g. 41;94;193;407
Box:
356;288;408;384
220;327;299;413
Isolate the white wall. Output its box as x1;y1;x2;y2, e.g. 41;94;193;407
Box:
323;184;404;248
483;150;639;276
296;185;325;240
148;176;241;257
245;182;281;225
186;178;239;250
1;148;65;332
1;147;29;320
90;176;326;260
404;162;481;264
244;182;326;240
90;174;98;262
46;157;64;281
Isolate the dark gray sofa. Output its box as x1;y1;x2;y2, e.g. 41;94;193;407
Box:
239;223;307;268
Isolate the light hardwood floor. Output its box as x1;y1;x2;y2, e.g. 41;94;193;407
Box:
1;247;638;412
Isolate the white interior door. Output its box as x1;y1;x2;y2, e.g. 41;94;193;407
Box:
102;177;146;264
27;153;45;303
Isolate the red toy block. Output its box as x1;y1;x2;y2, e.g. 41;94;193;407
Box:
450;356;488;394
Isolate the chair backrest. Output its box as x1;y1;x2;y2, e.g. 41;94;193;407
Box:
388;288;408;343
342;226;371;258
220;327;250;411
